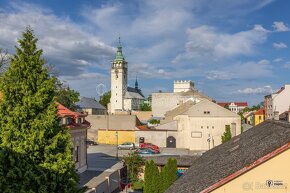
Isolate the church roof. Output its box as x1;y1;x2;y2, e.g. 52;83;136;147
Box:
125;86;145;99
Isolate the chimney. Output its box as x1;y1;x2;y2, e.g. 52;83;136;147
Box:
273;111;279;120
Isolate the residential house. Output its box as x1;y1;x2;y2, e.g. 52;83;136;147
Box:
244;111;254;125
217;102;248;114
264;84;290;120
57;103;90;173
76;96;106;115
254;108;265;126
166;120;290;193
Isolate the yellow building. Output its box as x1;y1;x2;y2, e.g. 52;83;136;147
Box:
166;120;290;193
254;108;265;126
98;129;136;145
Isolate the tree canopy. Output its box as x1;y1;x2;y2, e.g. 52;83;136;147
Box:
221;125;232;143
99;91;111;108
0;27;82;193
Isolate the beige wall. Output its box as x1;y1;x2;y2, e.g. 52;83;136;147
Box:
81;108;106;115
135;130;178;147
152;92;196;117
86;114;138;141
173;80;194;93
132;111;152;121
174;115;241;151
213;148;290;193
70;128;87;173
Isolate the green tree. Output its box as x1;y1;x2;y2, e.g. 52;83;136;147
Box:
144;160;159;193
148;119;160;125
0;27;82;193
55;79;80;110
221;125;232;143
140;102;151;111
122;152;144;183
99;91;111;108
144;161;153;193
160;158;177;193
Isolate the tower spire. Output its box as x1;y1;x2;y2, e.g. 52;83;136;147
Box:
114;34;125;61
135;75;139;89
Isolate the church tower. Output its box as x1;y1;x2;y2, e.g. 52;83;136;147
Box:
110;37;128;113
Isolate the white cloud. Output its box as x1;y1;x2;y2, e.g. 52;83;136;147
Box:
238;85;273;95
284;62;290;69
273;42;287;49
206;59;272;80
272;21;290;32
206;71;232;80
273;58;284;62
0;2;115;77
173;25;268;63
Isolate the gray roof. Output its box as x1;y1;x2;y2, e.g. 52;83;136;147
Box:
125;87;145;99
166;120;290;193
76;97;106;110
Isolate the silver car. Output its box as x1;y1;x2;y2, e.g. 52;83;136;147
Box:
118;142;135;150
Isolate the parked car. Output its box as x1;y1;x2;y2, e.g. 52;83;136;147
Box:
86;139;97;146
136;148;159;154
140;143;159;150
118;142;136;150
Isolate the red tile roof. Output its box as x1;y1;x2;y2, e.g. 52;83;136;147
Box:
57;102;85;118
136;125;151;131
254;108;265;115
217;102;248;107
57;102;90;129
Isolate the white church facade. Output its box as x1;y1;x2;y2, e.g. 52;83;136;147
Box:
110;40;145;114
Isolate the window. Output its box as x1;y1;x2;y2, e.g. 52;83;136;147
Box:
212;126;214;129
204;111;210;114
207;126;209;129
66;117;72;124
201;126;203;129
259;116;261;120
77;118;82;124
75;146;79;163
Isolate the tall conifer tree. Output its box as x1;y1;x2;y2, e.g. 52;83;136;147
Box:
0;27;82;192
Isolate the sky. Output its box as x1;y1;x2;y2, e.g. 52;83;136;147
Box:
0;0;289;105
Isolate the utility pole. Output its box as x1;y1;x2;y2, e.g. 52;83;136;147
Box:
116;131;119;159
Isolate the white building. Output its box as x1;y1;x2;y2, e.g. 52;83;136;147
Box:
110;39;145;114
137;99;241;151
152;80;212;117
264;84;290;120
217;102;248;114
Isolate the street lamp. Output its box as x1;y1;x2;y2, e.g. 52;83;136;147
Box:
116;131;119;159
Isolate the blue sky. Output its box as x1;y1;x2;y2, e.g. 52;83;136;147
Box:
0;0;289;105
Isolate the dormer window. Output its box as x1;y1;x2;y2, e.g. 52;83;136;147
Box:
77;118;82;124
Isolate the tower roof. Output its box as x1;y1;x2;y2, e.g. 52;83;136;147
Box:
135;76;138;89
114;36;126;62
